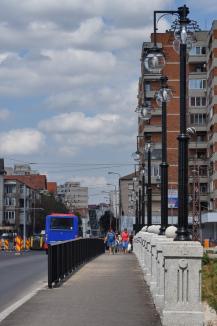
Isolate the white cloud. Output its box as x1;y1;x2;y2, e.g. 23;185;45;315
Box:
38;111;136;156
45;81;138;113
0;1;172;100
39;112;120;133
0;129;45;155
0;108;10;120
0;47;118;97
0;1;174;28
41;48;116;75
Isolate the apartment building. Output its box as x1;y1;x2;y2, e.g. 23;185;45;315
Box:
120;172;137;217
2;175;47;234
0;160;49;234
57;181;88;217
137;21;217;240
88;203;109;236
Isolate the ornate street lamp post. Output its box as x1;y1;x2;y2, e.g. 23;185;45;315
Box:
144;5;199;240
156;76;173;235
132;135;149;227
145;141;153;226
134;101;152;228
141;167;145;226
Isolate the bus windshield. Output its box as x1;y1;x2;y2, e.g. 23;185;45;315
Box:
50;217;73;230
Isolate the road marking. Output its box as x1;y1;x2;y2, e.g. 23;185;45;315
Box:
0;282;46;323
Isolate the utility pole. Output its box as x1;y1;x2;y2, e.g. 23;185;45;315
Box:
192;165;201;241
114;185;118;231
23;184;26;249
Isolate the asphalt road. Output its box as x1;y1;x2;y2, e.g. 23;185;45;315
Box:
0;251;47;313
0;253;161;326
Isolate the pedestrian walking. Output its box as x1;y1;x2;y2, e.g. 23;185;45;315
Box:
117;233;122;252
121;228;129;254
129;232;134;253
106;228;116;254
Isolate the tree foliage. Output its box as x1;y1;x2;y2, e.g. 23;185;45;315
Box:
99;210;117;234
33;193;68;233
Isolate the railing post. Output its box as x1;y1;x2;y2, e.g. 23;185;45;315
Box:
48;244;53;289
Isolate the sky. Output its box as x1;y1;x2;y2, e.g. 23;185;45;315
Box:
0;0;216;204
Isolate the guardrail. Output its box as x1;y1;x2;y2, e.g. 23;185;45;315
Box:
48;238;105;288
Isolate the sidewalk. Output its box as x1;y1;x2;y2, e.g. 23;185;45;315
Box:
1;253;161;326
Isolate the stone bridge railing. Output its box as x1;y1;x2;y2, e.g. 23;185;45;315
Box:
133;226;204;326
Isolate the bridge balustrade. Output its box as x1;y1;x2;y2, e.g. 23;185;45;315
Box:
134;227;204;326
48;238;105;288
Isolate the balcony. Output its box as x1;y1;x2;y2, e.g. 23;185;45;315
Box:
144;125;162;133
189;175;208;183
190;125;207;132
188;158;208;165
189;141;207;149
189;107;207;114
189;71;206;76
200;194;209;201
151;176;161;184
188;55;206;63
145;90;156;98
143;72;162;80
151;108;162;116
152;193;161;201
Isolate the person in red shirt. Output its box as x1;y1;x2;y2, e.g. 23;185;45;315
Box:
121;228;129;254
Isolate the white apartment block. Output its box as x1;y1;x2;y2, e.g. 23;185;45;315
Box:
57;181;88;212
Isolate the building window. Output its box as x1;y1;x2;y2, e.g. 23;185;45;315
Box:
19;198;24;208
4;197;16;206
190;46;206;55
144;82;151;92
5;184;16;194
145;149;161;160
151;165;160;177
189;79;206;89
128;184;133;190
199;166;207;176
197;150;207;159
4;211;15;221
190;96;206;107
196;134;206;142
200;183;208;193
190;113;207;125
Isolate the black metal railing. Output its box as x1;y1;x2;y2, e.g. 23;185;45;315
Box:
48;238;105;288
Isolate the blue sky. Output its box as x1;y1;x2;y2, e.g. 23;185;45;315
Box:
0;0;216;203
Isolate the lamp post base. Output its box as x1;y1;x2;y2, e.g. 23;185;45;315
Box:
174;227;191;241
133;224;144;234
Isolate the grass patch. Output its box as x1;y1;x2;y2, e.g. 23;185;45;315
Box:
202;254;217;312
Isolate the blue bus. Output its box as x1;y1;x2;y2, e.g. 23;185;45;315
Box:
45;214;78;244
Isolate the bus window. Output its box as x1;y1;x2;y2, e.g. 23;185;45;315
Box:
50;217;73;230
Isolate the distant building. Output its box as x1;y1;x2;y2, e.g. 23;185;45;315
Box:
47;182;57;194
13;164;39;175
88;203;109;236
2;175;47;234
120;172;137;217
0;159;48;234
57;181;88;217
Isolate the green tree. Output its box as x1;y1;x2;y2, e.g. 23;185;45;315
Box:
33;193;68;233
99;210;117;234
